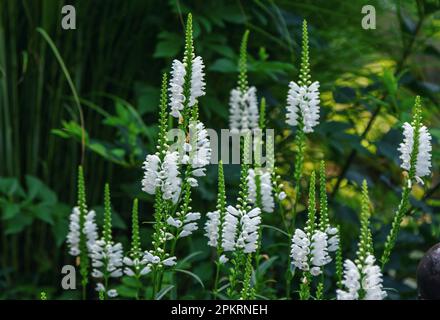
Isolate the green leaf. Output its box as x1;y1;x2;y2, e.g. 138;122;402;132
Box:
25;176;57;205
155;285;174;300
209;58;237;73
2;203;21;220
32;204;54;225
257;256;278;276
261;224;290;238
177;251;203;268
4;214;33;234
134;84;160;115
116;285;139;298
121;276;142;288
0;177;25;197
52;218;69;247
174;268;205;289
382;69;398;98
153;32;183;58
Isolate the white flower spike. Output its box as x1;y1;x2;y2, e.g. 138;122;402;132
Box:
398;122;432;184
336;254;386;300
286;81;320;133
67;207;98;257
229;87;259;133
290;228;331;276
221;205;261;254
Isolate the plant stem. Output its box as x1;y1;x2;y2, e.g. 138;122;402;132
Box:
380;185;411;268
213;260;221;299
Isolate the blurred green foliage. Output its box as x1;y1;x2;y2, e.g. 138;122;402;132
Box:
0;0;439;299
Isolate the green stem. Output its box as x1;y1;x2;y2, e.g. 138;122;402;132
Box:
380;185;411;268
213;260;221;299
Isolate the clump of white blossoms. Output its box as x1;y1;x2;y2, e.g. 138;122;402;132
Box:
290;228;331;276
247;169;275;213
182;121;212;187
285;20;320;134
399;122;432;185
205;210;221;247
337;180;387;300
141;151;182;204
169;56;205;118
91;240;124;279
123;254;151;277
337;254;386;300
66;207;98;257
291;172;332;279
229;86;259;133
325;226;339;252
91;185;124;299
222;205;261;254
143;250;177;267
285;81;320;133
228;30;260;134
167;211;201;238
123;199;152;279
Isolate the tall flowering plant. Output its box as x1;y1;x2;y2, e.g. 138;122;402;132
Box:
337;181;386;300
140;13;211;297
381;96;432;267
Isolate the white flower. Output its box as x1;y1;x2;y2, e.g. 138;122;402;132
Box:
278;191;287;201
260;171;275;213
189;56;206;106
290;228;331;275
167;211;201;239
84;210;98;252
362;255;387;300
247;169;257;203
245;87;259;130
188;121;211;170
167;217;183;228
228;87;259;133
310;230;331;268
160;151;182;203
247;169;275;213
336;259;361;300
290;229;310;271
141;154;161;195
169;56;205;118
143;251;161;264
326;227;339;252
398;122;432;183
185;212;201;222
286;81;320;133
67;207;98;257
142;151;182;204
219;254;229;264
143;250;176;268
123;256;151;277
336;255;386;300
95;283;105;292
222;206;261;253
179;121;211;188
229;89;242;134
107;289;118;298
91;239;124;279
221;206;240;252
205;210;221;247
169;59;186;118
162;256;177;267
240;208;261;253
